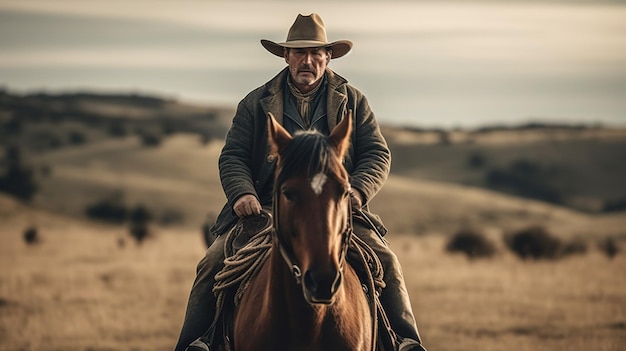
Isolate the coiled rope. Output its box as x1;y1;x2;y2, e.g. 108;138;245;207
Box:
213;215;273;309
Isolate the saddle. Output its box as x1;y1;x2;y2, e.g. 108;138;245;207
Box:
208;211;398;351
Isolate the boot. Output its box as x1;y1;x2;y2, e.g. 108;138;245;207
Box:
352;221;426;351
185;337;211;351
174;235;226;351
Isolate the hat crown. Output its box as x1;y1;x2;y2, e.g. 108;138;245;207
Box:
260;13;352;59
286;13;327;43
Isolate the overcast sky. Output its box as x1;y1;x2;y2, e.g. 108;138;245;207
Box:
1;0;625;128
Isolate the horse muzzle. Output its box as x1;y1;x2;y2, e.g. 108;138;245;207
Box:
302;269;343;305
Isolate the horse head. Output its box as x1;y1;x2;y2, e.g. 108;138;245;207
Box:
267;111;353;305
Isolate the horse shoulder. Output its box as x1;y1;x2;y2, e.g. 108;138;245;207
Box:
336;265;373;350
233;260;280;351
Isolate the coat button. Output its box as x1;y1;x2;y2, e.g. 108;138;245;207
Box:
266;154;276;162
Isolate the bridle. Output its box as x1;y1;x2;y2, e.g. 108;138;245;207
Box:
271;179;353;285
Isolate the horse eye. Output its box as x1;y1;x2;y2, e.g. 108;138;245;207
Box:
282;188;297;202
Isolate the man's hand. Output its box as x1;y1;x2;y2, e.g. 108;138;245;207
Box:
234;194;262;217
350;189;363;210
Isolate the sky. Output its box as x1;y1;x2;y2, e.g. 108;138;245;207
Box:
1;0;625;128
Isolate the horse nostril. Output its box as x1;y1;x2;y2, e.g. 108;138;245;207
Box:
304;269;342;301
304;270;318;294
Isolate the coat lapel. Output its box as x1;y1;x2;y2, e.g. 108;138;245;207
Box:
325;69;348;132
260;68;287;125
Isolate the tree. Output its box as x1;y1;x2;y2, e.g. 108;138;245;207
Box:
0;146;38;202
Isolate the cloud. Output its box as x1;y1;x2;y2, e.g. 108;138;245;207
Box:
1;0;625;127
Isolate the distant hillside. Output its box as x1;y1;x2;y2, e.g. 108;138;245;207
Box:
0;89;235;121
372;175;626;238
1;90;626;224
0;89;234;153
382;125;626;213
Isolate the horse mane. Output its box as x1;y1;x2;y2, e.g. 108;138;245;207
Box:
275;129;348;187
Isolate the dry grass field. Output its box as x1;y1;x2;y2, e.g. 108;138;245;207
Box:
1;193;625;351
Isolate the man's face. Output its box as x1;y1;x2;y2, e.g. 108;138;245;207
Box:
284;47;331;92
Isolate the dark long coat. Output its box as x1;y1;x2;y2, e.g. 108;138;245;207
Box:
210;67;391;236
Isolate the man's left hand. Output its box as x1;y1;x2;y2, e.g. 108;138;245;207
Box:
350;190;363;210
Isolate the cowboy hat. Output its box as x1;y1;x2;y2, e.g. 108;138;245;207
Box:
261;13;352;59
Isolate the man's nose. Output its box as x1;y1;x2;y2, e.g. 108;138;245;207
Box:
303;53;313;64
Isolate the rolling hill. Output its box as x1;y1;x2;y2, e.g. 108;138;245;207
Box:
1;90;625;237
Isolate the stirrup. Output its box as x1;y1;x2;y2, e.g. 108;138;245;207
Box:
398;338;427;351
185;337;211;351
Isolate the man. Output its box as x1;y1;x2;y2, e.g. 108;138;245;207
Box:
175;13;426;351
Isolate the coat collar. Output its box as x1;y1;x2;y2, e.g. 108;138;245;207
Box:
325;68;349;132
260;67;348;131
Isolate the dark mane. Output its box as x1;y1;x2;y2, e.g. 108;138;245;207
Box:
275;130;347;187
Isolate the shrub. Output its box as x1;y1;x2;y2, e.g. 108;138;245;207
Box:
199;132;213;146
2;117;22;135
561;238;588;257
85;194;128;223
603;197;626;213
129;204;152;223
598;237;619;259
128;204;152;244
160;119;177;135
159;208;184;226
23;226;40;245
140;131;162;147
108;121;128;138
129;222;150;244
467;151;486;169
445;228;496;259
29;130;64;151
506;225;562;260
0;146;38;202
486;159;562;205
68;130;87;145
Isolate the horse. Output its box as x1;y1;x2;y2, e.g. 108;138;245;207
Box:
232;111;373;351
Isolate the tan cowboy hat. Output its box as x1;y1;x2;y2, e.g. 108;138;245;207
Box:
261;13;353;59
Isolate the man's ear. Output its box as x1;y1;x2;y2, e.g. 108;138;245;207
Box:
329;109;352;159
268;112;292;156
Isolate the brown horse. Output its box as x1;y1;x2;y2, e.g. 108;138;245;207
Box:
233;112;373;351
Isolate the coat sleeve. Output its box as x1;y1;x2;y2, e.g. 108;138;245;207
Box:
218;98;259;209
349;90;392;205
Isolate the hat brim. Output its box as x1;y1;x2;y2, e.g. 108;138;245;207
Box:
261;39;352;59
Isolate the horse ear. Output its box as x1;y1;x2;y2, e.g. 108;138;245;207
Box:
329;109;352;158
267;112;292;155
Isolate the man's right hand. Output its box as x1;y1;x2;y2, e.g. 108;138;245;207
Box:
233;194;262;217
